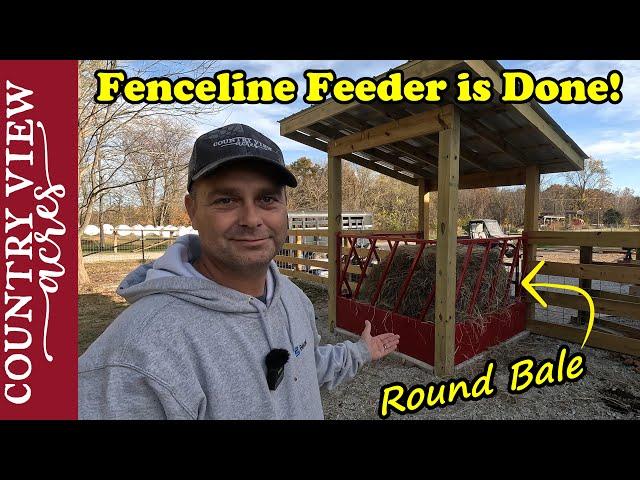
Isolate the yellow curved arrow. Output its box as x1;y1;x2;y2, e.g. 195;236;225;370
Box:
521;260;595;349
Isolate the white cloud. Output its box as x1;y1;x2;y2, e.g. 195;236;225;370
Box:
234;60;402;80
194;103;297;146
515;60;640;121
190;60;405;164
583;129;640;160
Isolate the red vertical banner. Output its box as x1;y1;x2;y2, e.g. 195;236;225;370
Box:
1;60;78;419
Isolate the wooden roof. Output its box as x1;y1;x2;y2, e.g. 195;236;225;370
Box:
279;60;588;188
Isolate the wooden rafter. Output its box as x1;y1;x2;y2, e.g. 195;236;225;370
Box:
399;139;489;173
464;60;584;171
280;60;586;176
327;105;452;157
499;125;540;138
459;110;528;167
333;112;441;170
458;167;526;190
284;131;419;185
279;60;465;135
366;103;490;172
467;104;510;120
303;123;432;178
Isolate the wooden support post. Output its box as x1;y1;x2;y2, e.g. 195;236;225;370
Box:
434;107;460;377
578;246;593;325
524;165;541;326
295;235;302;271
328;155;342;332
418;179;430;239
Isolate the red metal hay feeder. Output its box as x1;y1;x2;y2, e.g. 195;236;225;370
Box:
335;232;527;366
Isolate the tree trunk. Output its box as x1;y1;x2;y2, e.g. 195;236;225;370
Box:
98;193;105;250
78;233;90;286
78;123;91;287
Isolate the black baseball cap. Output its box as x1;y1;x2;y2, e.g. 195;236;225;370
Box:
187;123;297;192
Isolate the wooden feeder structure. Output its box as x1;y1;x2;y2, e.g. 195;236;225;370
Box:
280;60;593;376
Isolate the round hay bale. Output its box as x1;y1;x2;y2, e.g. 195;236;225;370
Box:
116;224;132;236
358;244;512;323
83;224;99;236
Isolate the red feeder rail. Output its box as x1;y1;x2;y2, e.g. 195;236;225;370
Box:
335;232;526;366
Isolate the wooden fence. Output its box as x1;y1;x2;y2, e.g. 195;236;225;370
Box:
526;231;640;356
282;229;640;357
277;229;418;287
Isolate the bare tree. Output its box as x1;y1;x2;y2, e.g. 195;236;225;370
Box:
612;187;637;225
286;157;328;211
78;60;224;285
287;158;383;214
342;163;378;212
563;157;611;211
370;175;418;231
122;118;194;226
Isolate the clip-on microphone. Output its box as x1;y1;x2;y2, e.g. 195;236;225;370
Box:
265;348;290;391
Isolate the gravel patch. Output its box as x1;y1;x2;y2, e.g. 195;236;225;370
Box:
291;279;640;420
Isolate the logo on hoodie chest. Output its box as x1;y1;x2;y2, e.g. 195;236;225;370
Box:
293;339;307;358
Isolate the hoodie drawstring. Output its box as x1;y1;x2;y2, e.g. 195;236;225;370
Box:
250;296;296;356
279;297;297;352
253;302;275;352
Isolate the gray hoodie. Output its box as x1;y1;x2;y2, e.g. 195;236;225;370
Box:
78;235;371;420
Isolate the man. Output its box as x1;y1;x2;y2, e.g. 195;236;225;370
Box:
78;123;400;419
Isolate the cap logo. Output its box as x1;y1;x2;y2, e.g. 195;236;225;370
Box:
210;136;274;152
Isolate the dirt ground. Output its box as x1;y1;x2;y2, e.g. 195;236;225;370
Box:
78;261;142;355
299;280;640;420
79;259;640;419
536;249;628;264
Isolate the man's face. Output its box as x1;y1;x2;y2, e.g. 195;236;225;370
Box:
185;162;289;272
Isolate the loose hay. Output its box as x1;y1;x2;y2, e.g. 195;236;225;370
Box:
358;244;514;323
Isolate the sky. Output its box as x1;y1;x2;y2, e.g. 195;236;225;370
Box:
184;60;640;192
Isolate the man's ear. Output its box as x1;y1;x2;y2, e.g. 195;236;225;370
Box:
185;193;198;229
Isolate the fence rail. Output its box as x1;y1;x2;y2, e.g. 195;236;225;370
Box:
81;229;387;283
81;228;640;358
528;231;640;249
81;231;178;263
527;230;640;356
